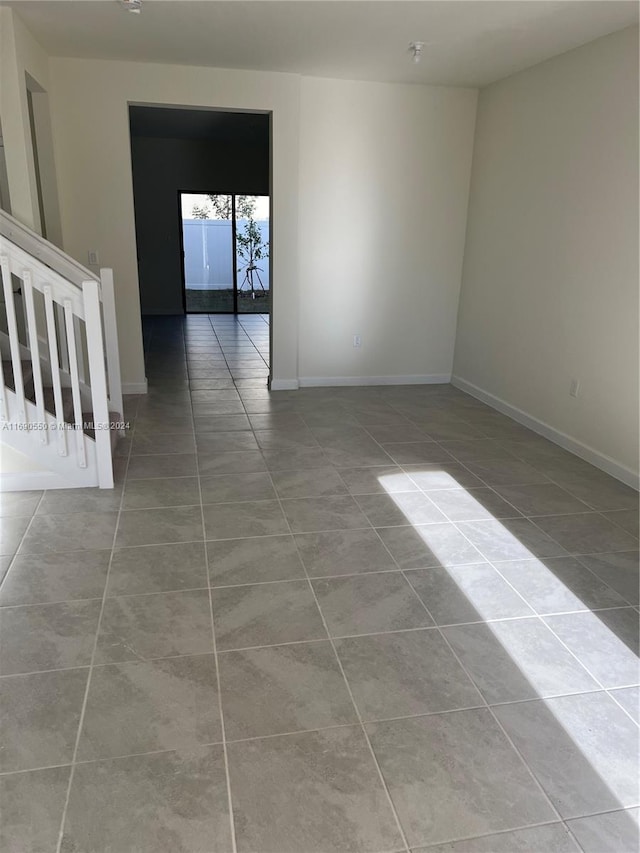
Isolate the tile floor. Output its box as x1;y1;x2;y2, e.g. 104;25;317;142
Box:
1;312;638;853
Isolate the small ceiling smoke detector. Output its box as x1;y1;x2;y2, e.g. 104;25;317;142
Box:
120;0;142;13
409;41;425;63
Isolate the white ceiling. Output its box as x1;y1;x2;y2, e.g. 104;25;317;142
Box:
7;0;639;87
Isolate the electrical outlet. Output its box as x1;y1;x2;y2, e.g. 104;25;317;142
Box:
353;335;362;348
569;379;580;398
88;250;99;266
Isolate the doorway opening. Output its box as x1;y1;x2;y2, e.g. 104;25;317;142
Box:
179;192;270;314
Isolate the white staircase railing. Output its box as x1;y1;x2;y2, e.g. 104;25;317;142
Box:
0;209;122;490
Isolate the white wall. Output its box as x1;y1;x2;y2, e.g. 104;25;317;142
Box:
0;8;50;229
453;27;639;481
47;57;301;389
298;77;477;383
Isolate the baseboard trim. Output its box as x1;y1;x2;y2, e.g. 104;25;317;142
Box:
270;379;300;391
451;375;639;489
0;471;99;491
298;374;451;388
122;380;148;395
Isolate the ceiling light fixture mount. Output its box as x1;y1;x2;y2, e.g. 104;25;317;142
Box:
409;41;425;63
120;0;142;13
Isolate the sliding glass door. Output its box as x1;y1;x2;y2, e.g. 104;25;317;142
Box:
180;192;269;314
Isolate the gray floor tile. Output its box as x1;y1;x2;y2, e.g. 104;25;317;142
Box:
534;512;639;554
207;535;304;586
427;487;522;521
610;686;640;723
193;414;251;432
567;808;640;853
338;465;418;495
0;550;110;605
577;551;639;605
127;453;198;479
0;600;101;675
312;572;433;636
364;423;430;443
203;499;288;540
77;655;221;760
0;668;88;772
411;823;580;852
457;517;569;562
95;589;213;663
200;472;276;504
227;727;403;853
405;463;487;491
197;449;267;475
0;765;71;853
281;495;370;533
406;563;534;625
555;472;639;512
377;523;484;569
192;400;246;416
61;747;231;852
108;541;208;595
271;466;348;498
219;640;356;740
494;692;640;818
19;512;118;554
131;432;197;456
122;476;200;509
0;490;43;518
116;506;203;547
254;427;319;451
464;458;550;486
211;580;327;650
0;555;12;585
261;446;331;471
367;709;555;847
134;414;194;434
443;618;598;703
189;379;236;390
494;483;591;517
437;439;515;462
382;441;454;465
196;430;259;453
604;509;640;538
294;527;396;577
496;556;629;614
544;608;639;687
355;492;447;527
337;629;481;720
36;486;123;515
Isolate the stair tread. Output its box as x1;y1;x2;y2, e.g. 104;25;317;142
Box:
3;357;121;443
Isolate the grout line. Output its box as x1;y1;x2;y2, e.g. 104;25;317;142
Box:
54;363;137;853
264;464;413;853
199;315;239;853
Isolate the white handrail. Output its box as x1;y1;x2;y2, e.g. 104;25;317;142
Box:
0;224;122;489
0;209;96;290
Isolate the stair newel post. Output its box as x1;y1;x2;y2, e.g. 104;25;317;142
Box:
22;270;48;444
63;299;87;469
43;285;68;458
83;280;113;488
1;255;26;424
99;268;123;432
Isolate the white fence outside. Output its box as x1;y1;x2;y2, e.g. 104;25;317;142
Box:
182;219;270;291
